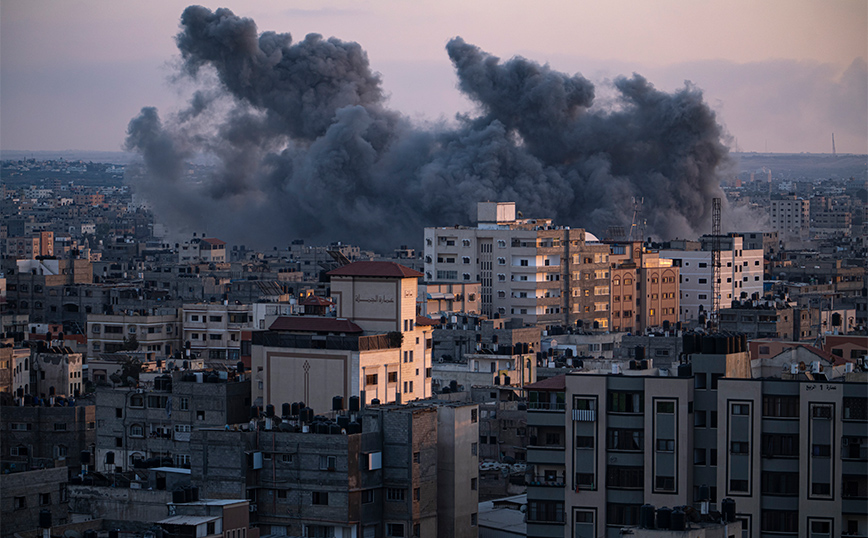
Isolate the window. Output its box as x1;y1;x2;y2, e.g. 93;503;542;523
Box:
655;476;675;491
844;398;868;420
319;455;337;470
576;435;594;449
528;501;565;523
362;489;374;504
731;441;749;454
413;488;420;501
471;513;478;526
761;510;798;533
311;491;328;505
609;392;643;413
730;479;749;492
209;334;222;340
762;395;798;417
656;401;675;414
386;488;406;501
471;442;478;456
386;523;404;537
130;424;144;437
606;466;644;489
14;496;26;510
656;439;675;452
471;478;478;490
471;409;478;423
366;374;378;386
607;428;643;451
731;403;750;415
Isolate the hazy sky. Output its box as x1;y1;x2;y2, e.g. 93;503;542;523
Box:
1;0;866;154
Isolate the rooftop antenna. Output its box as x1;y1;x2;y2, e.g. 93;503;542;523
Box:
628;197;644;242
832;133;836;158
710;198;721;331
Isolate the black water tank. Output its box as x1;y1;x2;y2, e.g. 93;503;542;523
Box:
449;380;458;392
236;361;245;373
184;486;193;502
265;404;275;418
84;530;97;538
635;346;646;362
640;359;649;370
329;424;342;435
721;498;736;522
191;486;199;501
503;375;510;385
333;396;344;411
291;402;301;416
698;484;710;501
639;504;655;528
663;319;671;331
678;363;692;378
349;395;360;412
656;507;672;530
39;509;52;528
301;407;313;423
346;422;361;434
629;360;639;370
80;450;91;465
250;406;259;419
109;529;120;538
282;403;291;417
371;398;381;405
155;475;166;490
337;415;350;429
670;508;686;531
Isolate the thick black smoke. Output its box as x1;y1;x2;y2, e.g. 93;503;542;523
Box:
126;5;730;250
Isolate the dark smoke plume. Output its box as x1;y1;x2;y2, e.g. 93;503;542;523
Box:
126;6;730;250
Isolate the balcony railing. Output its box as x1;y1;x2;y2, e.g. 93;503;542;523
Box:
572;409;596;421
529;401;565;411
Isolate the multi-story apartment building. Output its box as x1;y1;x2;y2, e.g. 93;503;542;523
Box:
525;332;868;538
770;195;810;238
87;311;181;359
431;314;540;391
94;369;250;472
2;258;93;329
0;467;71;537
659;235;763;326
189;400;479;538
2;402;96;475
608;242;680;333
177;235;227;263
5;231;53;260
424;202;610;330
181;303;253;363
252;261;434;411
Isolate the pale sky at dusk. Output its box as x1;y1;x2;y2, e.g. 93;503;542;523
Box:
1;0;866;154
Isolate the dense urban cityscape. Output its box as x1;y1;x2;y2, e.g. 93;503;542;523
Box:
0;149;866;538
2;2;867;538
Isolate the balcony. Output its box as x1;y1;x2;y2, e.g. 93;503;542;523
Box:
572;409;596;422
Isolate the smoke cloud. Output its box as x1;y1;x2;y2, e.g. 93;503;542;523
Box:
126;5;730;250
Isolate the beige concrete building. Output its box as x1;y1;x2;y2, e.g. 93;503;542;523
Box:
251;262;434;413
770;195;810;238
424;202;610;330
608;241;680;333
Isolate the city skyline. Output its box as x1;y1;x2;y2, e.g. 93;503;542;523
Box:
1;0;866;155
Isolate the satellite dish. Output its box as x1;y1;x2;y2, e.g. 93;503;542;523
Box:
798;361;806;371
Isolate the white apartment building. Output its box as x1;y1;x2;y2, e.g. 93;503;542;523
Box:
424;202;610;330
87;311;181;359
659;235;764;324
770;195;810;238
181;303;253;363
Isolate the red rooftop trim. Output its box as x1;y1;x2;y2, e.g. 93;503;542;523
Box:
524;374;566;391
328;261;423;278
268;317;363;334
300;296;334;306
415;316;439;326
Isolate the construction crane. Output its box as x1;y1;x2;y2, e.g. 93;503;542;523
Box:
710;198;721;331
